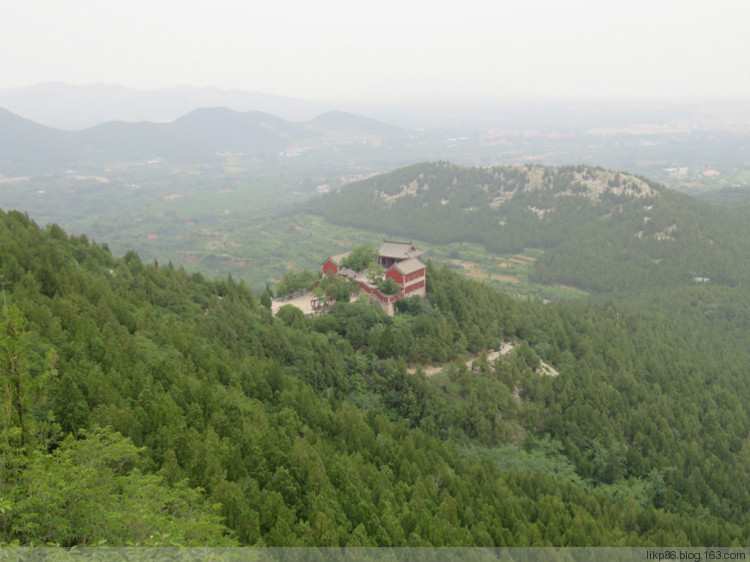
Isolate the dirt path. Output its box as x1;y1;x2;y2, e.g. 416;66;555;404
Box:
538;360;559;376
407;342;559;377
407;342;514;375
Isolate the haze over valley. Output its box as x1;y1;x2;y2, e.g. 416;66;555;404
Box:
2;0;750;550
1;88;749;293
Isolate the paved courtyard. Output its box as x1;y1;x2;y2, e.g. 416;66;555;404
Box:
271;291;324;315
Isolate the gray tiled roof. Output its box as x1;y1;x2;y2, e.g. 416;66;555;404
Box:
328;250;352;265
393;258;426;275
378;240;425;259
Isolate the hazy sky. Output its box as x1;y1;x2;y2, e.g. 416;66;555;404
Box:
2;0;748;103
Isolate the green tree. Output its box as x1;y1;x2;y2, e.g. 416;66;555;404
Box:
316;273;353;303
342;244;378;272
366;264;385;285
0;305;57;453
276;269;317;297
378;278;400;295
0;306;33;449
4;428;236;546
260;290;273;309
276;304;307;328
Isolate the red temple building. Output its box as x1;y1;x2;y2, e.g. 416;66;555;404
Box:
322;240;426;315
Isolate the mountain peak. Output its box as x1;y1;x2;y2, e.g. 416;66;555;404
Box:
305;110;403;137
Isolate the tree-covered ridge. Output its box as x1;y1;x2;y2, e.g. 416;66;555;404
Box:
304;162;662;248
303;162;750;294
351;162;657;205
1;208;749;546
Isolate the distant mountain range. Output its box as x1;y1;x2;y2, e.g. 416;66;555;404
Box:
0;106;406;170
0;83;328;130
305;110;404;137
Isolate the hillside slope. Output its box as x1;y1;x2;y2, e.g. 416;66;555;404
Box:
303;162;750;293
0;107;82;165
2;208;750;545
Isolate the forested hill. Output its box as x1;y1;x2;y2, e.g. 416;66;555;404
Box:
2;208;750;546
303;162;750;294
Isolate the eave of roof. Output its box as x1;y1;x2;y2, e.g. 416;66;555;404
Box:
327;250;352;265
393;258;425;275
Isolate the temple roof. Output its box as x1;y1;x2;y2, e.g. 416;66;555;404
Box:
327;250;352;265
393;258;425;275
378;240;425;260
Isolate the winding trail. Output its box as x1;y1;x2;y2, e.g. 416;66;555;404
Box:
407;342;558;377
407;342;514;376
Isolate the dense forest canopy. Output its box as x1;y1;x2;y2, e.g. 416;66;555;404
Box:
2;157;750;547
